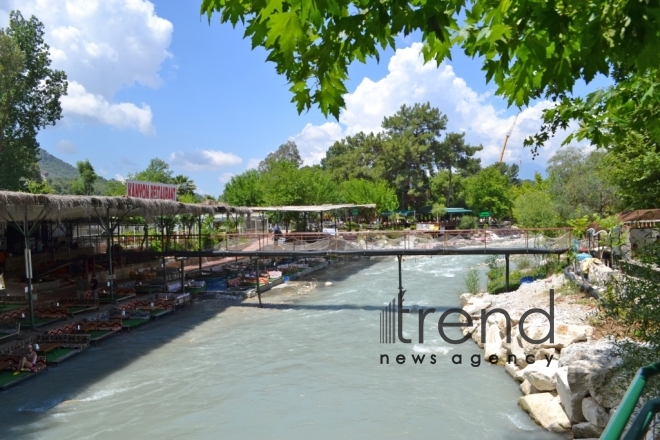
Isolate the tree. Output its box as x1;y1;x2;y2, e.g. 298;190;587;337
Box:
72;160;98;196
172;174;197;198
489;162;521;186
200;0;658;134
513;191;559;228
463;167;513;219
339;179;398;213
130;158;174;184
321;132;384;182
0;11;67;190
546;147;617;220
601;131;660;210
380;103;447;209
431;203;447;222
222;169;264;207
258;140;303;172
434;132;482;206
24;179;55;194
106;179;126;196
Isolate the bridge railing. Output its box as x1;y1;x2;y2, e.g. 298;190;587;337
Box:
221;228;572;253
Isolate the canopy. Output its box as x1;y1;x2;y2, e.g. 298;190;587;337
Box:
0;191;251;226
446;208;472;214
381;210;415;217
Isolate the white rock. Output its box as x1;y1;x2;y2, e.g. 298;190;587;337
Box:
518;393;571;432
459;293;473;307
509;334;528;368
556;366;587;423
484;324;507;365
558;340;615;367
582;397;610;428
505;362;525;382
588;361;626;409
471;324;484;348
522;360;559;391
520;379;539;395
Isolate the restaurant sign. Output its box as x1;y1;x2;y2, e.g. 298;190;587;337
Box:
126;180;177;201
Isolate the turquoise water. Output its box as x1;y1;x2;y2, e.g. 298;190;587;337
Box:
0;256;563;439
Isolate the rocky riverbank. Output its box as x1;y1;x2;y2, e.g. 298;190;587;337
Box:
460;273;625;438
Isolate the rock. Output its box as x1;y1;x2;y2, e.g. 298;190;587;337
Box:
471;324;484;348
542;323;592;349
462;322;477;337
505;362;525;382
509;334;528;368
522;360;559;391
556;366;587;423
459;293;473;307
518;393;571;432
588;361;626;409
589;263;614;287
558;340;615;367
520;379;539;395
582;397;610;428
484;323;507;365
572;422;603;439
462;304;481;318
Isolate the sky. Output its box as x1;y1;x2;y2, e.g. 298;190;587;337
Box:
0;0;609;197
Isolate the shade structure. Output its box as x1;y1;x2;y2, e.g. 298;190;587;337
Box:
0;191;251;225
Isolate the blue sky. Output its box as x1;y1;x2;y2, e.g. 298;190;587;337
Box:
1;1;607;197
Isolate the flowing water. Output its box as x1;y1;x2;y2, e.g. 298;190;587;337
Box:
0;256;564;439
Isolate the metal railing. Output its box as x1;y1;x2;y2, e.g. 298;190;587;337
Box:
602;362;660;440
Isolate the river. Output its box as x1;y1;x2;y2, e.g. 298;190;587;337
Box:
0;255;564;439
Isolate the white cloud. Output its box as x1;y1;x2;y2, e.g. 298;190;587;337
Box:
0;0;172;132
55;139;78;154
290;42;572;169
169;149;243;171
246;158;261;170
114;174;126;182
218;173;234;184
61;81;154;134
290;122;344;166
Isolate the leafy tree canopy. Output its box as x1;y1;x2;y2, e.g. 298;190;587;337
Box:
222;169;265;207
258;140;303;172
129;158;175;184
463;166;513;219
200;0;660;151
546;146;617;220
72;159;98;196
0;11;67;190
340;179;398;213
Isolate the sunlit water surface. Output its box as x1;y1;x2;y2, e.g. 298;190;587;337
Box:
0;256;564;439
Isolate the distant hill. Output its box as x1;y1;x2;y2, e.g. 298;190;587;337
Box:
38;150;112;195
38;150;79;180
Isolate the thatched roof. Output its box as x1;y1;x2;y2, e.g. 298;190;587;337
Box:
0;191;251;225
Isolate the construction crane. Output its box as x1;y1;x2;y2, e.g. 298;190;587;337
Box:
499;113;520;163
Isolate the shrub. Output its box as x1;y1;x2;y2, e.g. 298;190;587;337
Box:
464;267;481;294
516;256;534;271
458;215;478;230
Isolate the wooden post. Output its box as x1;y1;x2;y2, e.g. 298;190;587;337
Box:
505;254;510;293
256;258;262;308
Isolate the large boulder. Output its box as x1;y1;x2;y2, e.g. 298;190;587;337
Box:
518;393;571;432
459;293;473;307
556;366;587;423
582;397;610;428
509;333;529;368
572;422;603;439
589;262;614;287
471;324;484;348
522;360;560;391
558;339;615;367
588;360;627;409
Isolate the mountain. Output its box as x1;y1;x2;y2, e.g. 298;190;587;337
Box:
38;150;80;180
38;150;112;195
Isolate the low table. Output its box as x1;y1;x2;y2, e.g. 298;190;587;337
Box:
36;342;60;355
